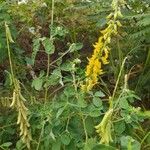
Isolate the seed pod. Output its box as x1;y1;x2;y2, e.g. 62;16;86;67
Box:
20;128;23;136
10;91;16;107
20;122;24;135
19;92;27;102
17;111;21;124
21;109;28;121
24;127;28;136
20;101;28;111
26;121;30;127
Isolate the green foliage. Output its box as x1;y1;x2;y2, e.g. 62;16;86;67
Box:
0;0;150;150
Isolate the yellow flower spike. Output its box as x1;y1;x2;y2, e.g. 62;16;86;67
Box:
101;48;109;65
107;37;111;43
116;20;122;27
81;0;124;92
117;10;123;18
106;13;113;19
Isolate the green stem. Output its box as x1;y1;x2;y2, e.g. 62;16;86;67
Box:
5;22;15;85
36;121;45;150
81;115;88;143
45;0;55;103
0;123;16;130
117;38;123;69
45;54;50;102
141;131;150;145
110;57;127;107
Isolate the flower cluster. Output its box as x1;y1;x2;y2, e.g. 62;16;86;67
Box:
94;0;125;145
81;0;125;92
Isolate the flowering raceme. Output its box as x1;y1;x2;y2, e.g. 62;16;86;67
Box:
81;0;124;92
93;0;125;145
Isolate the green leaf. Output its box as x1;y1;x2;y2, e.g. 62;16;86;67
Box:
60;61;73;72
56;107;65;119
120;136;141;150
1;142;12;147
61;133;71;145
89;109;101;117
85;118;95;135
39;70;45;77
94;91;105;97
92;144;116;150
119;98;129;109
32;78;43;91
42;38;55;54
93;97;102;107
51;26;68;37
52;138;61;150
69;43;83;53
77;93;87;108
25;57;33;65
64;86;75;97
44;68;63;87
84;138;97;150
16;140;25;149
114;120;125;135
45;74;59;86
52;68;62;77
139;111;150;117
32;38;40;65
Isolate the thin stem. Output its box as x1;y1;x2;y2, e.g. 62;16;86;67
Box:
111;57;127;104
45;54;50;102
81;115;88;143
99;78;111;96
117;38;123;69
141;131;150;145
65;116;70;132
49;48;72;67
36;121;45;150
45;0;55;103
5;22;15;84
0;123;16;130
72;71;77;92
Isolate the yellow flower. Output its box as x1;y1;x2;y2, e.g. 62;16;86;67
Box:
101;48;109;64
81;0;124;92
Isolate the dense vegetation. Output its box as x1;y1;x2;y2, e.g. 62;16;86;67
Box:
0;0;150;149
